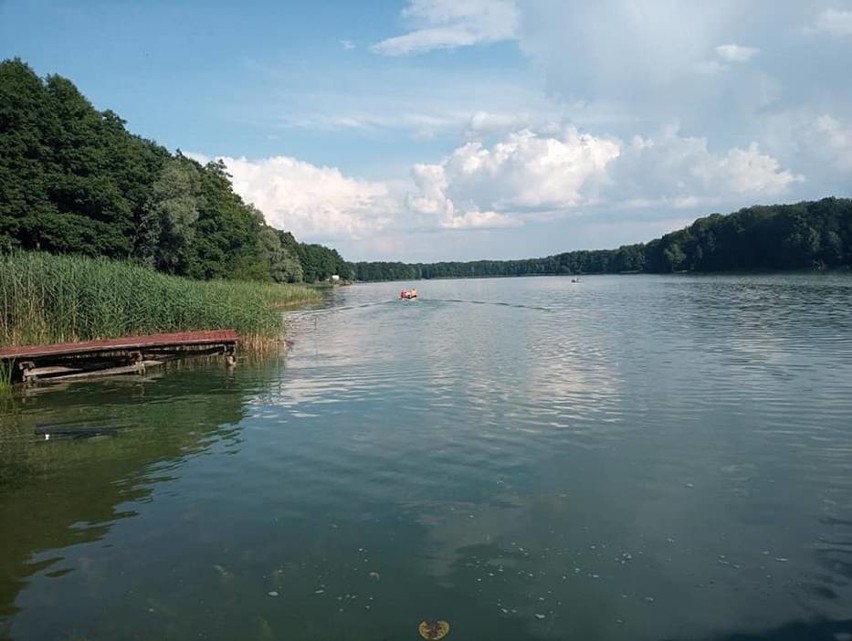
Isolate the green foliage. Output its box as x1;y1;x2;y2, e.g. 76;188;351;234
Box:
0;360;11;395
0;251;321;346
0;58;352;290
0;59;173;260
354;198;852;281
296;242;352;283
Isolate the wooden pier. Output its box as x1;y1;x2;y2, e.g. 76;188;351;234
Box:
0;329;238;383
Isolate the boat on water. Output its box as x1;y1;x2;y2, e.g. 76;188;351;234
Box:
400;288;418;300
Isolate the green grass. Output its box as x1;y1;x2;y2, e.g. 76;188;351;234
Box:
0;360;11;395
0;251;321;347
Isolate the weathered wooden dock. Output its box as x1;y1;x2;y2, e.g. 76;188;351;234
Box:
0;329;238;383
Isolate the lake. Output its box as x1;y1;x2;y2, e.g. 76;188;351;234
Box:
1;274;851;641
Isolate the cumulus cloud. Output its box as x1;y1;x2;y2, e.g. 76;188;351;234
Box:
758;109;852;185
715;43;759;63
809;9;852;36
186;115;804;256
405;125;801;226
212;155;396;241
407;163;520;229
611;127;801;205
372;0;518;55
407;128;620;228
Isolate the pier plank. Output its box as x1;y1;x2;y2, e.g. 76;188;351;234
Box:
0;330;238;360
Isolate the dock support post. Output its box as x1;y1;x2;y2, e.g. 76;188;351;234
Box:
19;361;36;383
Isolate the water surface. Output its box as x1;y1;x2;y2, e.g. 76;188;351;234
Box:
1;275;851;640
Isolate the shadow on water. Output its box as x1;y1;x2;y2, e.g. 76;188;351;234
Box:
663;617;852;641
0;357;279;629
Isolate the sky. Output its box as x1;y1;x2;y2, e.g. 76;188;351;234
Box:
2;0;851;262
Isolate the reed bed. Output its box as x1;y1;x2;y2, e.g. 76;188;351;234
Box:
0;251;321;348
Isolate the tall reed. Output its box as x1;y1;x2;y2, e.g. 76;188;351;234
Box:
0;251;321;347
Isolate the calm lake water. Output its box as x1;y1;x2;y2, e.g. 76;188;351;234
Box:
1;275;852;641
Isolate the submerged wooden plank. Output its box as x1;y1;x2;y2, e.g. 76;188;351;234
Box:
45;362;146;381
0;329;239;360
22;365;85;377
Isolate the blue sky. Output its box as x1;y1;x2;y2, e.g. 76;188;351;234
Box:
2;0;852;261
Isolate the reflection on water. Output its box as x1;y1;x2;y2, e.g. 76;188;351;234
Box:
1;274;851;640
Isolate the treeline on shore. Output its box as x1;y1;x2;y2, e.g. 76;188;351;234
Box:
0;58;350;284
2;58;850;294
353;198;852;281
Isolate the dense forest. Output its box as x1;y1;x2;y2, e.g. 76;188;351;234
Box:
0;58;350;283
354;198;852;281
2;59;850;286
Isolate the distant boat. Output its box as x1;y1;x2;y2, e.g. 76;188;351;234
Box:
571;278;580;283
400;288;418;300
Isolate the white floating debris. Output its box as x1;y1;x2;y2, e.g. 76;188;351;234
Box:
268;591;279;597
315;589;325;595
534;613;546;620
369;571;380;581
644;596;655;603
774;557;789;563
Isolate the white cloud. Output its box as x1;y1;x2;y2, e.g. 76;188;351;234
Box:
340;39;356;50
611;127;802;204
212;155;396;241
372;0;518;55
809;9;852;36
188;114;804;255
466;110;532;136
812;114;852;169
715;43;759;63
406;125;802;227
717;143;803;194
514;1;781;130
407;128;621;228
407;163;520;229
759;110;852;184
